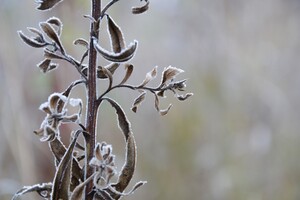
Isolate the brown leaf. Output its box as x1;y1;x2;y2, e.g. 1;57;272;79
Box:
44;49;65;60
97;63;120;79
98;66;113;89
40;22;65;53
37;59;51;73
12;183;52;200
119;64;133;85
47;17;63;36
93;37;138;63
27;27;45;42
154;93;172;115
132;1;150;14
18;30;47;48
159;104;172;116
176;93;194;101
70;173;95;200
138;66;157;87
131;91;146;113
36;0;63;10
161;66;184;86
107;15;125;53
103;97;131;139
51;130;81;200
112;133;136;198
73;38;89;49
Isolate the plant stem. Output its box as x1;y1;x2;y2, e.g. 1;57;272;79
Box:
85;0;101;198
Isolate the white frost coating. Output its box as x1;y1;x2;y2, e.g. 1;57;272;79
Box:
69;98;82;107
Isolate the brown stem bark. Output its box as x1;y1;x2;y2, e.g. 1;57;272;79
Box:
85;0;101;199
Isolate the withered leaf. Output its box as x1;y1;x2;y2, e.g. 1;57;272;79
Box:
27;27;45;42
44;49;65;60
131;91;146;113
36;0;63;10
40;22;65;54
12;182;52;200
107;15;125;53
18;30;47;48
51;130;81;200
49;138;83;183
132;1;150;14
159;104;172;116
103;97;131;139
93;37;138;63
98;66;113;89
161;66;184;86
97;63;120;79
37;59;51;73
102;97;136;198
73;38;89;49
138;66;157;87
70;173;95;200
176;93;194;101
112;133;136;198
47;17;63;36
119;64;133;85
154;93;172;116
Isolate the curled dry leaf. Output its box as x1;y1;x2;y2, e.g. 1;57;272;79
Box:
132;1;150;14
119;64;134;85
161;66;184;86
107;15;125;53
37;59;55;73
73;38;89;49
51;130;81;200
102;97;137;198
97;63;120;79
40;22;65;54
36;0;63;10
176;93;194;101
98;66;113;90
12;183;52;200
154;93;172;115
47;17;63;36
44;48;65;60
70;173;95;200
131;91;146;113
93;37;138;63
138;66;157;87
18;30;47;48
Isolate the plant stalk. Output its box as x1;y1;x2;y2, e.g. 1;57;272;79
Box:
85;0;101;198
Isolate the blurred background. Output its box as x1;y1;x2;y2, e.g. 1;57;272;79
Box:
1;0;300;199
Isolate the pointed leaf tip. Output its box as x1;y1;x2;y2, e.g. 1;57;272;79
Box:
36;0;63;10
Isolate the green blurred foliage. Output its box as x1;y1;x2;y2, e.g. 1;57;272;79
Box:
1;0;300;199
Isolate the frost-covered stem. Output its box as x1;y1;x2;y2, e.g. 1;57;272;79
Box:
85;0;101;198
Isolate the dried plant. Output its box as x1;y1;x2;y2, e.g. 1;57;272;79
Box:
14;0;192;199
